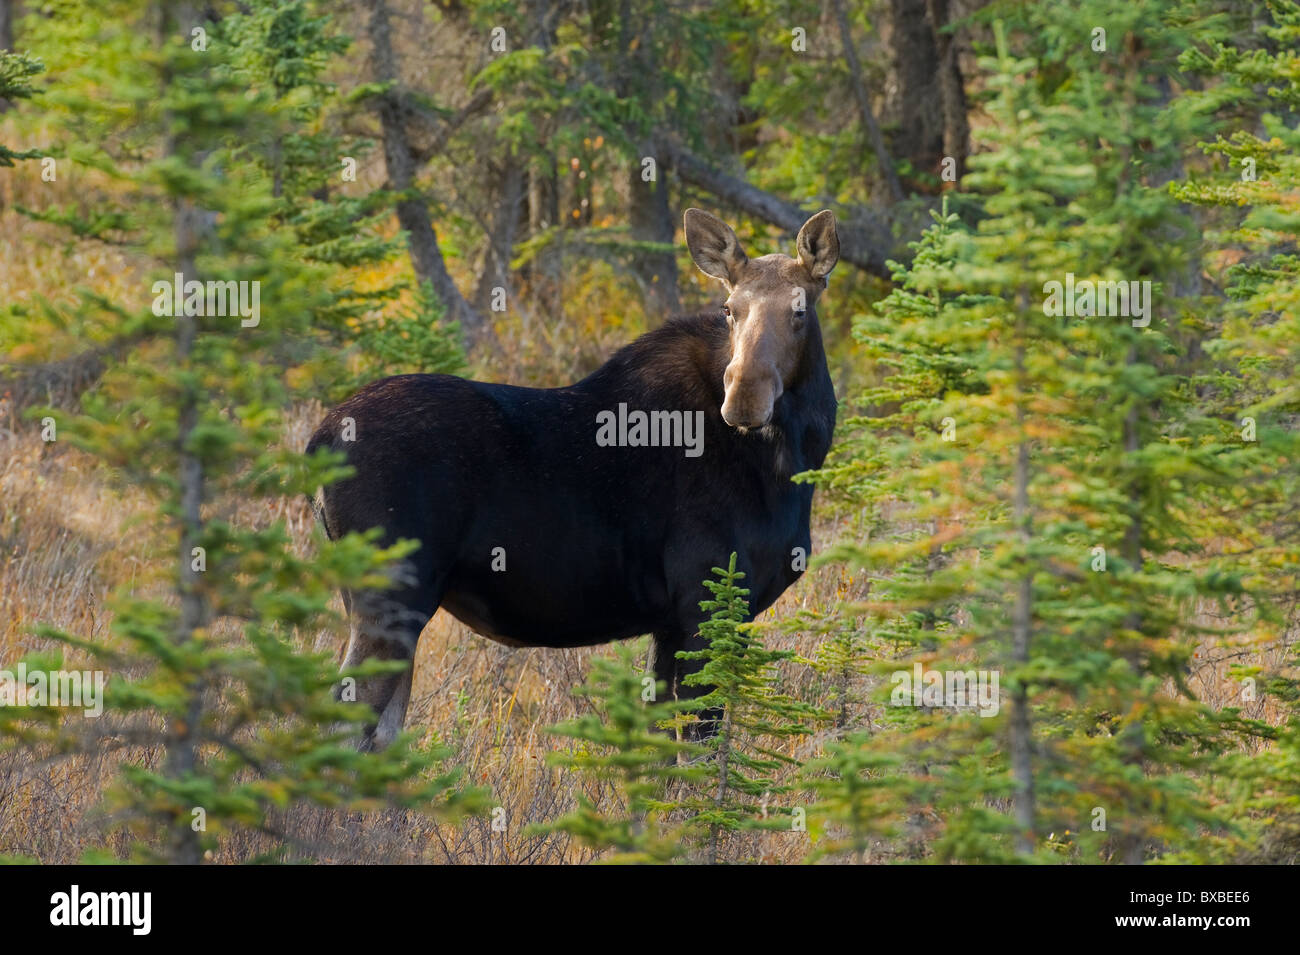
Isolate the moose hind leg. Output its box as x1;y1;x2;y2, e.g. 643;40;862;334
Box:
340;587;434;751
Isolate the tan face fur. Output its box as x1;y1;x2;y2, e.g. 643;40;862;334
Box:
684;208;839;429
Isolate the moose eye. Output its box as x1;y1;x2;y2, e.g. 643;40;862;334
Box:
722;304;734;322
793;307;807;320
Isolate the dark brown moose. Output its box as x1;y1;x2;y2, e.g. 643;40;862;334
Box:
308;209;839;748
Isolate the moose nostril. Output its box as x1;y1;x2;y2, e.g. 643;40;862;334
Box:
721;395;771;430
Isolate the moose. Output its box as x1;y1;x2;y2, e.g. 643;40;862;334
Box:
307;208;839;749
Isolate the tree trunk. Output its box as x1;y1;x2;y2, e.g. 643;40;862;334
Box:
363;0;490;349
926;0;969;182
527;152;562;319
627;136;682;321
473;155;527;315
888;0;943;177
708;710;732;866
1011;308;1036;857
170;222;206;868
165;0;207;868
522;0;562;317
1119;345;1146;865
615;1;681;320
888;0;968;188
832;0;903;202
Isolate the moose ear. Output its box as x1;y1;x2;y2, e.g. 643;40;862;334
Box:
796;209;839;281
684;208;747;287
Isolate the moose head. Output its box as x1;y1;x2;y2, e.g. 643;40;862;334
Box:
683;208;839;430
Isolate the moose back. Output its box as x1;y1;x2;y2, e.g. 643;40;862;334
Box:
308;208;839;748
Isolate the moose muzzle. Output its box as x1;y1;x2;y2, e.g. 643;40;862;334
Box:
721;360;783;429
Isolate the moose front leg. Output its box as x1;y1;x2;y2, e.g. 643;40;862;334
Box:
651;629;679;704
652;627;722;741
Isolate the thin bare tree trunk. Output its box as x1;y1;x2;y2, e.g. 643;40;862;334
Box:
832;0;903;203
615;0;681;320
473;156;526;314
519;0;562;317
1119;345;1147;865
627;136;682;320
1011;305;1036;857
707;709;732;865
0;0;12;52
926;0;969;181
363;0;490;349
165;0;206;867
527;153;562;319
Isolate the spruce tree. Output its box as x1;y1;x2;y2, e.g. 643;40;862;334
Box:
801;732;905;864
531;643;700;864
676;554;824;864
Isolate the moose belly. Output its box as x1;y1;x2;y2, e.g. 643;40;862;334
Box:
436;595;531;648
438;550;668;649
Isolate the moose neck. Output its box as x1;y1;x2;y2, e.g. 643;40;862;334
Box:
791;316;829;394
717;313;834;479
